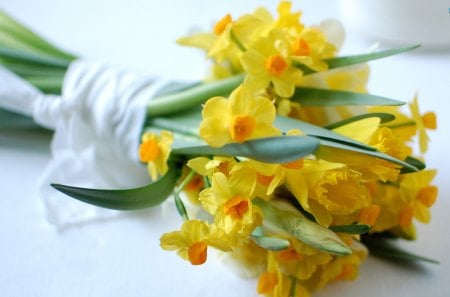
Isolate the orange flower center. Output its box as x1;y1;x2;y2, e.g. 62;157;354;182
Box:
282;158;304;170
257;272;278;294
185;175;204;192
417;185;438;207
256;173;275;186
139;139;160;162
217;161;231;176
266;54;288;76
230;114;256;142
399;207;413;228
421;112;437;130
188;242;207;265
292;38;310;56
214;14;232;35
335;264;355;281
359;204;381;226
278;247;304;262
224;196;249;219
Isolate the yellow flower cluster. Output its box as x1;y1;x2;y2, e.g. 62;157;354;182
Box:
137;2;439;297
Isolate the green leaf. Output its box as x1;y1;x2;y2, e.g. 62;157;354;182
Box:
0;46;71;68
329;224;370;234
0;61;67;77
324;45;420;70
251;235;291;251
149;116;200;138
276;117;419;172
51;166;178;210
275;115;376;151
324;113;396;130
401;156;426;173
0;10;75;61
318;139;419;172
362;235;439;264
254;200;352;255
153;80;202;98
172;135;320;164
292;87;405;107
251;226;290;251
147;74;244;117
24;75;64;94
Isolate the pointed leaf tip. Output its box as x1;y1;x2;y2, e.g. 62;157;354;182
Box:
51;167;178;210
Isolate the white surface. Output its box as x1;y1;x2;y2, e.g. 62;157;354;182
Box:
1;1;450;296
340;0;450;48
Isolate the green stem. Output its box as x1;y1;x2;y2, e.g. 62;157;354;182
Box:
146;74;244;117
173;170;196;221
150;117;200;138
229;29;246;52
385;120;416;129
289;276;297;297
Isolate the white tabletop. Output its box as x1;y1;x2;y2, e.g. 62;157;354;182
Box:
1;1;449;296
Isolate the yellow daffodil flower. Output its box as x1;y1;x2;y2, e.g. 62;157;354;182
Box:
160;220;233;266
274;239;332;281
275;1;304;35
312;240;367;290
139;130;173;180
301;160;369;226
199;172;262;239
372;95;437;154
187;156;237;178
399;170;438;226
317;118;407;182
290;27;336;72
160;220;211;265
241;29;303;97
199;84;280;147
409;95;437;154
258;252;310;297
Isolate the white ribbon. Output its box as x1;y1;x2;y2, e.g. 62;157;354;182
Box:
1;61;170;228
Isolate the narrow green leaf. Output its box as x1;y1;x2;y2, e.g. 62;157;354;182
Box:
51;167;178;210
362;235;439;264
292;87;405;107
401;156;426;173
0;46;71;68
254;199;352;255
318;139;419;172
329;224;370;234
251;235;291;251
324;113;396;130
275;116;376;151
0;10;76;61
24;75;64;94
250;226;290;251
153;81;202;98
174;192;189;221
172;135;320;164
0;61;67;77
324;45;420;70
150;117;199;138
147;74;244;117
298;45;420;75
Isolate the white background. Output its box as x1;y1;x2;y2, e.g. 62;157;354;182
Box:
1;1;450;296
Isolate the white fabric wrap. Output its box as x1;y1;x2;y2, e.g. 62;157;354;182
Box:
1;61;169;228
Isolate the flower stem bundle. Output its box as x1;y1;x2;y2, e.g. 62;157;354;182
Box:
0;2;438;297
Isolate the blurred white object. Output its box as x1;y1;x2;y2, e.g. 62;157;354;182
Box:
339;0;450;49
0;61;170;228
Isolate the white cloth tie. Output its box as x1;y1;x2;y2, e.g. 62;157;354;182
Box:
1;61;170;228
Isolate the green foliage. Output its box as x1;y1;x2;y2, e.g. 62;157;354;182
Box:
255;200;352;256
51;166;179;210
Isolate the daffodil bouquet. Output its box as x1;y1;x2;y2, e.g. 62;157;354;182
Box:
0;2;438;297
